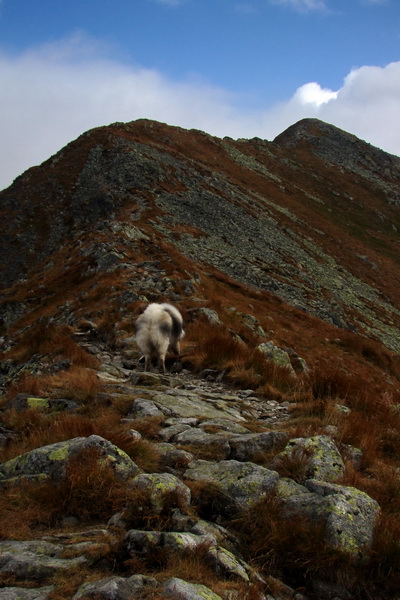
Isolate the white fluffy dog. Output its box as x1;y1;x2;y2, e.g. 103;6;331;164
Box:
135;303;185;372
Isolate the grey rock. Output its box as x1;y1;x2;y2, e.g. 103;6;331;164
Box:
129;398;165;418
162;577;223;600
229;431;288;461
0;550;87;581
155;443;194;470
199;418;250;434
282;479;380;561
174;428;231;459
0;435;140;483
206;545;249;582
257;342;297;377
159;423;193;442
124;530;210;556
273;435;345;483
72;574;158;599
184;459;279;509
128;473;191;514
0;587;54;600
189;307;222;325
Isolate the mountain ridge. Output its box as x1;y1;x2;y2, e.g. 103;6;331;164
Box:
1;118;399;351
1;118;400;600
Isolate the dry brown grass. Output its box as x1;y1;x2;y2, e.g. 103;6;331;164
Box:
184;317;297;395
272;446;312;483
3;320;99;369
0;448;132;538
0;410;161;473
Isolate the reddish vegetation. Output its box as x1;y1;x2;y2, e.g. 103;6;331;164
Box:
0;118;399;598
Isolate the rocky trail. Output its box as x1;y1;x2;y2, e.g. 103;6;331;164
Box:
0;330;381;600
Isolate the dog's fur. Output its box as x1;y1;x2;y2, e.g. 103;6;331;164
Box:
135;303;185;372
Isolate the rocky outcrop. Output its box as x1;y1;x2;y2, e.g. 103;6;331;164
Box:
0;435;140;484
0;346;384;600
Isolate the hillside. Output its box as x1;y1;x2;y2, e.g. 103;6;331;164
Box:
0;118;400;600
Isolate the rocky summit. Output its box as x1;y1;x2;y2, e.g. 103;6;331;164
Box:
0;118;399;600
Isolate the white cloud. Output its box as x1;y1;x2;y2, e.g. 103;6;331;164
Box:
1;35;400;191
293;82;337;106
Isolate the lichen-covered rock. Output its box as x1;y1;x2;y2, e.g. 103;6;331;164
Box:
0;587;54;600
282;479;380;561
0;435;140;483
128;473;191;514
174;428;231;459
184;460;279;509
0;541;88;581
159;422;194;442
275;477;312;498
72;574;158;599
274;435;345;482
151;390;245;421
306;480;380;560
129;398;165;418
229;431;288;461
6;393;79;413
124;530;211;556
199;418;250;434
162;577;223;600
257;342;296;377
206;546;250;582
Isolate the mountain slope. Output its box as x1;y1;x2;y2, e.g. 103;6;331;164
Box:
0;118;399;351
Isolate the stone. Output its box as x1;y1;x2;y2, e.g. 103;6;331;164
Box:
129;398;165;418
281;479;380;561
6;393;79;413
306;480;380;561
162;577;223;600
174;428;231;459
151;391;245;421
184;460;279;510
199;418;250;434
155;443;194;470
0;541;88;581
273;435;345;483
228;431;288;461
124;530;210;556
128;473;191;514
0;587;54;600
257;342;297;377
206;546;250;582
72;574;158;599
0;435;140;483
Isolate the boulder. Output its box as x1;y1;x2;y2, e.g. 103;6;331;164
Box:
174;428;231;459
273;435;345;482
162;577;223;600
229;431;288;461
0;435;140;483
282;479;380;561
0;539;87;581
257;342;296;377
184;460;279;510
128;473;191;514
124;530;211;556
72;574;158;599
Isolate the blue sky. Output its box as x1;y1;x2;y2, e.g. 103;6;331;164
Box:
0;0;399;190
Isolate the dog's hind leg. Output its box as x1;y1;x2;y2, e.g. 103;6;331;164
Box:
159;353;167;373
144;355;152;372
